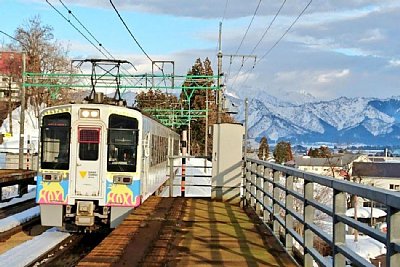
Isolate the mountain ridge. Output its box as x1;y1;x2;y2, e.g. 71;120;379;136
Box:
231;92;400;146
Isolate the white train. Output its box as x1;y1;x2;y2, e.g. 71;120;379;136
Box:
36;96;180;231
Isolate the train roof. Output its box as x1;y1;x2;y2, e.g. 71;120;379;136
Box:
40;102;179;134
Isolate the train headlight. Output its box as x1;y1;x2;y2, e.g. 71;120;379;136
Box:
113;175;133;185
43;173;61;182
80;109;100;119
81;110;90;118
90;110;99;117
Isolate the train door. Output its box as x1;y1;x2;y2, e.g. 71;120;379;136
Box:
75;126;103;196
142;132;151;197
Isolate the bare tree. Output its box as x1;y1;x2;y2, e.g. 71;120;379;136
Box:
10;16;72;116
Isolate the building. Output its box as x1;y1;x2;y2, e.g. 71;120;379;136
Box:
352;162;400;191
0;51;23;74
293;153;370;177
0;51;23;102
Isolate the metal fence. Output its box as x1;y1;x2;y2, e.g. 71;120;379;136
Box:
243;157;400;267
168;156;212;197
0;151;37;170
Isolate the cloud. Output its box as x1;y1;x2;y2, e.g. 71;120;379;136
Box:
42;0;400;19
20;0;400;102
317;69;350;83
359;28;385;43
389;59;400;67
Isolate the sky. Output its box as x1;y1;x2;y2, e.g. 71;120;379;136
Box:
0;0;399;101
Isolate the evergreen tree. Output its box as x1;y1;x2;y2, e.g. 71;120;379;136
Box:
181;57;234;156
257;137;269;160
134;57;235;156
307;146;332;158
273;141;293;164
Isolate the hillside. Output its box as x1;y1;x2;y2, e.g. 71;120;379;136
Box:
231;93;400;146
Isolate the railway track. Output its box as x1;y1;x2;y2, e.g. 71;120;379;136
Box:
2;196;185;266
28;231;110;267
77;196;186;266
0;198;37;219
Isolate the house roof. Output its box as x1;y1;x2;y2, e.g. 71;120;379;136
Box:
352;162;400;178
294;153;364;167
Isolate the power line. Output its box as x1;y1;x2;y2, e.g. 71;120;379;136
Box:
257;0;312;63
0;30;17;43
45;0;109;58
109;0;153;63
250;0;287;55
234;0;262;55
48;0;137;88
229;0;285;90
58;0;115;60
226;0;261;86
232;0;312;91
221;0;229;22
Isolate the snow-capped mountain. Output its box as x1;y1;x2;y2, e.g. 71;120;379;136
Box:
232;93;400;146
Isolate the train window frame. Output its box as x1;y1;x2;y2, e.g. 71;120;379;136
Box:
40;113;71;170
107;115;139;172
78;128;100;161
150;134;168;166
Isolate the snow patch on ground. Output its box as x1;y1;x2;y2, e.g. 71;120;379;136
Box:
0;185;35;204
0;206;39;232
0;228;70;267
346;235;386;262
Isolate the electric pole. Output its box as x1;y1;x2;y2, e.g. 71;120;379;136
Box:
217;22;223;124
18;52;26;169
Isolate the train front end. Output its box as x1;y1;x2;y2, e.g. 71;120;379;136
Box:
36;104;142;231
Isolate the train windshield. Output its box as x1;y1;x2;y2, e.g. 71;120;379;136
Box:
41;113;71;170
107;115;139;172
78;128;100;161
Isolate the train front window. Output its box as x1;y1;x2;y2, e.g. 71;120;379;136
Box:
41;113;71;170
79;128;100;161
108;115;138;172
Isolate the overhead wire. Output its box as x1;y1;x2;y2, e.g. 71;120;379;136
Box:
221;0;229;23
233;0;312;91
46;0;108;59
226;0;262;87
257;0;312;63
0;30;22;46
250;0;287;55
58;0;139;91
48;0;138;90
58;0;115;61
234;0;262;56
109;0;164;74
109;0;153;63
229;0;286;90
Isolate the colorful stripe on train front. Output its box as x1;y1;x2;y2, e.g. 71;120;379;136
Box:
36;174;69;204
105;178;141;207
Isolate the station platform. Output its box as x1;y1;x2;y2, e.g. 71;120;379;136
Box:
78;197;297;267
171;198;297;266
0;169;36;200
0;169;36;184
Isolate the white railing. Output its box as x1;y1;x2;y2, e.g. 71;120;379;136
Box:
243;157;400;267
